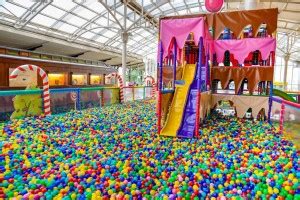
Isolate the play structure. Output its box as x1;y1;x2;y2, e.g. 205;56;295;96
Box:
157;8;299;138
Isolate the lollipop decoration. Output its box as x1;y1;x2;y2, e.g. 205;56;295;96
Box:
70;91;77;110
205;0;224;13
9;64;51;116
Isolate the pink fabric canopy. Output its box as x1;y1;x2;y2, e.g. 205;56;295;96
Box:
214;38;276;64
160;17;206;59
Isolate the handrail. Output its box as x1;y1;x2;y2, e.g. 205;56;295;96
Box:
0;86;152;96
0;89;42;96
272;96;300;109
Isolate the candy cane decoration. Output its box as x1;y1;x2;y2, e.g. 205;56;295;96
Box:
9;64;51;116
145;76;156;98
106;73;124;103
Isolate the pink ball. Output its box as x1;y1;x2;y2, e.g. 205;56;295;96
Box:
178;176;183;182
205;0;224;13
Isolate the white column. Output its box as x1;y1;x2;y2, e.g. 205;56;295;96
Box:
121;31;128;85
121;0;128;85
283;54;290;91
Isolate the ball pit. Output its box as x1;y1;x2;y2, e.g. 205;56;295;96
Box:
0;100;299;199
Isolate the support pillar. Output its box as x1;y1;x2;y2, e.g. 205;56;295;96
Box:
121;31;129;86
121;0;128;86
283;54;290;91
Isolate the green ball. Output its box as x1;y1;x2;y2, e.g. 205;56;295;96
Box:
286;194;293;200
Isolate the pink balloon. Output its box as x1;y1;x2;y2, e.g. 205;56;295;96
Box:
205;0;224;13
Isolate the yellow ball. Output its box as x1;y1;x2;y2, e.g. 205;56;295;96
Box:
292;179;298;184
284;186;291;191
108;189;114;195
150;190;156;195
268;187;273;194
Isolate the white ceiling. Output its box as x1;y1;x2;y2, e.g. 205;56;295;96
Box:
0;0;299;64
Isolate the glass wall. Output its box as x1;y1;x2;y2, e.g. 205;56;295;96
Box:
274;56;300;91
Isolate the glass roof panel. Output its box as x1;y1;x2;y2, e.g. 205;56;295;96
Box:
41;5;66;19
150;9;161;16
2;2;27;17
135;0;152;7
190;6;201;13
11;0;35;8
178;9;188;15
87;1;106;13
72;6;97;20
159;3;172;12
96;17;109;25
171;0;185;7
0;0;299;62
81;31;96;39
31;14;56;27
111;42;121;48
186;0;199;3
65;14;87;27
52;0;77;11
95;35;109;43
57;23;78;34
102;30;117;37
